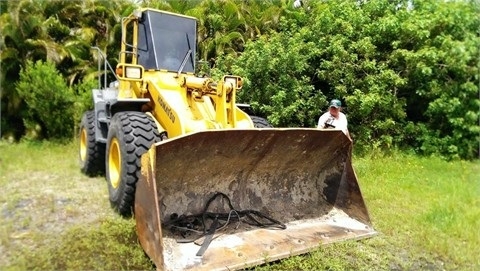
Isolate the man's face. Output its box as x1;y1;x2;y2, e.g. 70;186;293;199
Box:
329;106;340;117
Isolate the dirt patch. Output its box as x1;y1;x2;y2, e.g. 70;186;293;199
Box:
0;170;114;267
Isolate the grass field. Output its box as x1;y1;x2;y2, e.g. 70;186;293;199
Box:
0;140;479;270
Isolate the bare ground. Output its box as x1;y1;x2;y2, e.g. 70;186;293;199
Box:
0;164;114;267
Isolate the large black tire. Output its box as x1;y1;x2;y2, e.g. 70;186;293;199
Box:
79;110;106;177
106;112;161;217
250;115;273;128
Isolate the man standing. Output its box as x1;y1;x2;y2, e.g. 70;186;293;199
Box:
317;99;352;141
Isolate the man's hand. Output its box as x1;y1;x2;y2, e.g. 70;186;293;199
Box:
324;117;335;128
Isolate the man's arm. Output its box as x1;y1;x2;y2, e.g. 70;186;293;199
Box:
341;113;352;141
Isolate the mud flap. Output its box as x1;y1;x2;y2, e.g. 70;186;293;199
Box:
135;128;377;271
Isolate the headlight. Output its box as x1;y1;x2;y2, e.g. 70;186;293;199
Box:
116;64;144;81
125;66;142;79
223;76;243;90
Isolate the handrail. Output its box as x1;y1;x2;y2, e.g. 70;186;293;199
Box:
91;46;119;89
121;16;136;50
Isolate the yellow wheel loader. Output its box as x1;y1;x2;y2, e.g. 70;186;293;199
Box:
78;8;377;271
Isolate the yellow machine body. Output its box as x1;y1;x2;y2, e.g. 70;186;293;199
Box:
80;8;376;271
115;10;253;136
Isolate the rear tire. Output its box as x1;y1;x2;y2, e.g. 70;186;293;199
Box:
106;112;161;217
250;115;273;128
79;111;106;176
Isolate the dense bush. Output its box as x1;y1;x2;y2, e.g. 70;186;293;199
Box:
214;0;479;159
15;60;75;139
215;25;324;127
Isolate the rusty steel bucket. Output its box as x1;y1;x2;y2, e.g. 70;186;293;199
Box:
135;128;376;271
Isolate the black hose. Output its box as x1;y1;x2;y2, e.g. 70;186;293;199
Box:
164;192;286;243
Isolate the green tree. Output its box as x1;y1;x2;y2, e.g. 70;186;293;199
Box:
215;0;479;159
215;22;324;127
40;0;134;85
184;0;246;62
388;0;480;159
2;0;478;159
305;0;408;151
1;0;135;139
141;0;202;13
135;0;301;64
1;0;48;138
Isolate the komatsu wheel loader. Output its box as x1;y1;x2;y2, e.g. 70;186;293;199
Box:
78;8;376;271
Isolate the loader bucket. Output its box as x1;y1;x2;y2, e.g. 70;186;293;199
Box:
135;128;376;271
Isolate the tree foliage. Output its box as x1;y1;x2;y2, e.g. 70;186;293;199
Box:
1;0;478;159
1;0;133;138
215;20;323;127
214;0;479;159
389;0;480;160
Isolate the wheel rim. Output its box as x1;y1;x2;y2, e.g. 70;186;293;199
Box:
108;138;121;189
80;128;87;162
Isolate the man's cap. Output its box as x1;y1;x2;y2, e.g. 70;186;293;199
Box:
329;99;342;108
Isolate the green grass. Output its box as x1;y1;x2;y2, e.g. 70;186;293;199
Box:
0;141;479;270
0;140;153;271
355;152;480;270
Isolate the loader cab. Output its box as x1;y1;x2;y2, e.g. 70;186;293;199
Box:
123;9;197;73
138;10;197;73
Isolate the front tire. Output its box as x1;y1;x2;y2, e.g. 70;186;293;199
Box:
106;112;161;217
79;111;106;177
